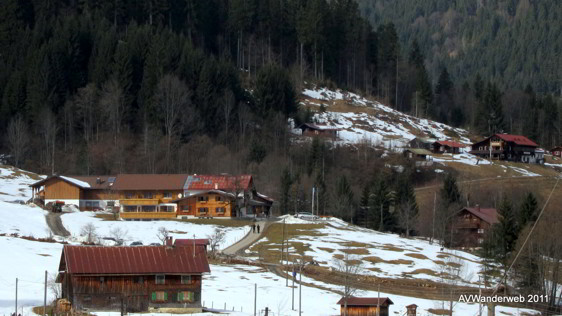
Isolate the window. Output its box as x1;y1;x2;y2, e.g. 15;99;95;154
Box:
163;192;172;198
160;205;174;212
478;238;484;244
86;201;93;207
198;196;209;202
137;276;143;284
216;207;225;213
144;192;153;199
181;205;191;212
181;275;192;284
215;196;223;202
155;275;165;284
92;201;99;207
178;291;195;302
125;193;134;199
124;205;137;212
151;291;167;301
83;296;92;301
198;207;208;214
100;276;105;284
477;229;484;234
142;205;156;212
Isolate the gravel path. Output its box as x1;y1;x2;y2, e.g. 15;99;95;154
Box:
45;212;71;237
222;221;270;255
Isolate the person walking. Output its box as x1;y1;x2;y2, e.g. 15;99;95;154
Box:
252;223;256;233
257;224;260;234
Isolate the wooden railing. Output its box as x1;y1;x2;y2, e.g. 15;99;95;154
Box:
120;212;177;220
120;199;159;205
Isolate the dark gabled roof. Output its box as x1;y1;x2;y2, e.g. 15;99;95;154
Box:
337;297;394;306
113;174;189;191
473;134;538;148
61;245;210;275
174;239;210;246
404;148;433;156
434;140;466;148
459;207;499;225
184;175;252;191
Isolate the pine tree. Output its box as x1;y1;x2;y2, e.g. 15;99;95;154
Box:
440;173;461;207
254;64;298;117
395;174;418;237
519;192;538;229
495;196;518;263
280;168;293;215
335;175;354;222
482;82;505;134
369;177;395;232
357;184;370;227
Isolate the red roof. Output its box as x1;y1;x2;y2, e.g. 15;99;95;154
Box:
174;239;210;246
113;174;189;191
461;207;499;225
495;134;538;147
336;297;394;306
435;140;466;148
185;175;252;191
61;245;210;275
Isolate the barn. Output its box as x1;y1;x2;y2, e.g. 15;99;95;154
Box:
337;297;394;316
57;244;210;312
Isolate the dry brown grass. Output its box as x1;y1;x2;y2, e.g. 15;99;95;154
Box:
405;253;429;260
403;268;439;277
363;256;414;265
94;213;118;221
37;253;51;257
338;241;372;248
317;247;335;253
341;248;370;255
333;254;344;260
427;308;451;315
381;244;405;252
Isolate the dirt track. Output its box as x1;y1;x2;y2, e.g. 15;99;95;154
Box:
45;212;70;237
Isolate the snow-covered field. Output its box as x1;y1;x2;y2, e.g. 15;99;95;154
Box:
251;216;488;286
299;87;471;148
0;165;44;202
61;211;250;248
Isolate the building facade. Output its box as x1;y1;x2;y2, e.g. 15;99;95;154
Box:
337;297;394;316
452;206;498;247
57;244;210;312
470;133;543;164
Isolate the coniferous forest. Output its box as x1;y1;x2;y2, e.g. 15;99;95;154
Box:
0;0;561;221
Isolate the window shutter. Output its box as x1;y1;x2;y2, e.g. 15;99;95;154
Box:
189;292;194;301
178;292;184;301
164;292;168;301
151;292;156;301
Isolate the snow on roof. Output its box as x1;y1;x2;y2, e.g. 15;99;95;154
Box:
60;176;91;188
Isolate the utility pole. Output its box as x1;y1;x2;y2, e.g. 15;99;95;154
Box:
478;276;482;316
254;283;257;316
379;203;383;231
15;277;18;316
377;284;380;316
311;187;315;217
292;262;296;310
432;192;436;244
299;264;302;315
44;271;47;316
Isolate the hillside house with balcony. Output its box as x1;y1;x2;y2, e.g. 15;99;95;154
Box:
56;243;210;312
452;206;498;248
470;134;543;164
431;140;465;154
173;190;236;219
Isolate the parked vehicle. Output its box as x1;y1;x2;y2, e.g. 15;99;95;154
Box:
130;241;143;246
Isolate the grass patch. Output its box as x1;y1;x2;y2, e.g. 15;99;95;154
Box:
436;254;449;259
381;244;405;252
333;254;344;260
368;267;382;273
403;269;439;277
363;256;414;265
37;253;51;257
180;218;254;227
341;248;370;255
94;213;118;221
338;241;372;248
427;308;450;315
405;253;429;260
168;230;187;234
317;247;335;253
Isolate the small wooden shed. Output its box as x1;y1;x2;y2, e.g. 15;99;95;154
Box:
337;297;394;316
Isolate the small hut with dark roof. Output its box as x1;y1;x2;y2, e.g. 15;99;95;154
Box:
337;297;394;316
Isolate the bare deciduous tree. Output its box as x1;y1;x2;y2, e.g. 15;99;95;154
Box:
334;250;364;316
39;108;58;175
75;83;98;144
6;115;30;167
48;274;62;300
221;89;235;145
110;227;129;245
99;78;125;144
435;251;473;315
154;74;192;171
207;228;226;255
80;223;98;244
157;226;170;245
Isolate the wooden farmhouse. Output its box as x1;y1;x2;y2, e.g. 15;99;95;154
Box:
337;297;394;316
30;174;273;219
432;140;465;154
470;133;543;164
403;148;432;160
298;123;339;138
452;206;498;247
56;243;210;312
408;137;435;150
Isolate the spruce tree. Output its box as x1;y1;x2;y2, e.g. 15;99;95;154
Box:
496;196;518;263
440;173;461;207
280;168;293;215
519;192;538;229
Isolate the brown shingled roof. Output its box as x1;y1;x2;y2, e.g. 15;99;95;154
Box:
336;297;394;306
113;174;189;191
461;207;499;225
61;245;210;274
185;175;252;191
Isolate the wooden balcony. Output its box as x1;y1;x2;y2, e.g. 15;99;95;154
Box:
120;212;177;220
120;199;159;205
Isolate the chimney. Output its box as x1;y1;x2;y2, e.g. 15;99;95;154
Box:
475;204;480;212
165;236;173;247
214;183;218;190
